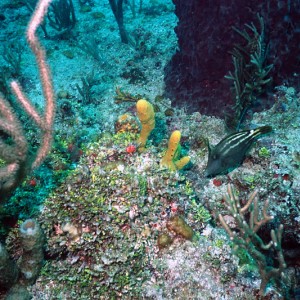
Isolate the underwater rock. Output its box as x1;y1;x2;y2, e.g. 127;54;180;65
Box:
5;284;31;300
165;0;300;116
0;242;19;289
157;233;173;250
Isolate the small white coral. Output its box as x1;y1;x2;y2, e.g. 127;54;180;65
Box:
62;223;80;240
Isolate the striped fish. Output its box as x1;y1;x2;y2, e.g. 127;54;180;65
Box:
205;126;272;177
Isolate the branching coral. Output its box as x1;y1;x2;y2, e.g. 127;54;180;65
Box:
0;0;56;200
108;0;129;44
48;0;76;36
75;71;97;104
114;87;141;104
0;0;52;296
218;184;287;296
225;14;273;130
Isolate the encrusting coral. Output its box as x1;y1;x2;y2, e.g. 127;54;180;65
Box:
160;130;190;171
115;113;139;134
166;215;194;240
157;233;173;249
136;99;155;152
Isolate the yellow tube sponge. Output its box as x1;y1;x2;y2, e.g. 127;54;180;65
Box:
136;99;155;151
160;130;190;171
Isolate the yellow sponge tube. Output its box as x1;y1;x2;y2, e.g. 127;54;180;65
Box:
161;130;190;171
136;99;155;151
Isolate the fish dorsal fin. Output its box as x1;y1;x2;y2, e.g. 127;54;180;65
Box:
204;138;213;154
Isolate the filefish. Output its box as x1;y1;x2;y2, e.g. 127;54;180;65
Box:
205;126;272;177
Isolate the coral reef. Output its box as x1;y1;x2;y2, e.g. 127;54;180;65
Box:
0;0;299;298
12;128;211;299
